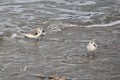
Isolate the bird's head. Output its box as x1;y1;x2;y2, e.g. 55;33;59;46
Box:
36;28;43;34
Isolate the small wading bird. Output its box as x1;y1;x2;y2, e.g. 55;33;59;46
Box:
21;28;44;40
86;40;97;57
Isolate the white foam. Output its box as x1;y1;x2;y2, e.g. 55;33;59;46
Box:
85;20;120;28
11;33;17;39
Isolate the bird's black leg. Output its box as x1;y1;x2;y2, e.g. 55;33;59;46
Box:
87;51;90;57
36;38;39;41
92;51;95;57
36;36;42;41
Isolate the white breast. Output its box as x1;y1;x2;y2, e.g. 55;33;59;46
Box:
23;33;40;39
87;43;97;52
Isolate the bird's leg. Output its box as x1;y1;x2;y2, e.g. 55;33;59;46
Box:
87;51;90;57
36;38;39;41
91;51;95;58
36;36;41;41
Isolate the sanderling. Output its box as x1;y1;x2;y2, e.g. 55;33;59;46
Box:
86;40;97;57
21;28;44;40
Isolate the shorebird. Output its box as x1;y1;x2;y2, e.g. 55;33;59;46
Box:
21;28;44;40
86;40;97;57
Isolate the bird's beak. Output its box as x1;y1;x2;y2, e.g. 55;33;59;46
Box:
42;30;47;36
42;30;45;32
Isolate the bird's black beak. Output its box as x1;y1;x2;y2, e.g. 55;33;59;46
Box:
43;30;45;32
42;30;47;36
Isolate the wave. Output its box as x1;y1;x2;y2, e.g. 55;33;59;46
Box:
85;20;120;28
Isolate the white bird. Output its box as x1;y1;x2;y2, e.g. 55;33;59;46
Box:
86;40;97;57
21;28;44;40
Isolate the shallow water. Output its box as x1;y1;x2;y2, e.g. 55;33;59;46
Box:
0;0;120;80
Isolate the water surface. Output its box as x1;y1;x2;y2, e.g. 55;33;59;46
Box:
0;0;120;80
